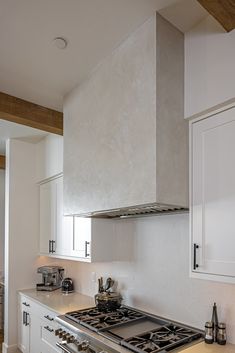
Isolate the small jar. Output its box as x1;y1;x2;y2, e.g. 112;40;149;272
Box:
217;323;226;345
205;321;213;344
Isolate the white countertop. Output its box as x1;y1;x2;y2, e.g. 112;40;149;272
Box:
182;342;235;353
18;289;235;353
19;288;95;314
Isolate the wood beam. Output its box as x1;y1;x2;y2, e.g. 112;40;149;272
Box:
0;155;5;170
0;92;63;135
197;0;235;32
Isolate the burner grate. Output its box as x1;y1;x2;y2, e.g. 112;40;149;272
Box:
65;306;145;332
121;324;202;353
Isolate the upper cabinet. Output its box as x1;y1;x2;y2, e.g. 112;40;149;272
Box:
39;176;134;262
190;105;235;283
63;14;188;217
36;134;63;183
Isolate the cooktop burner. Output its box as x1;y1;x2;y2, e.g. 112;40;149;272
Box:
65;306;145;332
121;324;202;353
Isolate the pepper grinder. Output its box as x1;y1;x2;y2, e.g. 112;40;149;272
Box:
217;323;227;345
211;302;219;342
204;321;213;344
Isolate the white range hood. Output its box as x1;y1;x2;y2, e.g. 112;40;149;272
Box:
63;13;188;218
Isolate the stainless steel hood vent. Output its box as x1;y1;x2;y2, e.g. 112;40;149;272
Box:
77;203;188;219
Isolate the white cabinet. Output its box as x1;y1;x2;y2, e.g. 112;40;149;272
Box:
36;134;63;183
40;176;133;262
39;176;73;257
18;297;30;353
190;106;235;282
18;294;60;353
18;296;41;353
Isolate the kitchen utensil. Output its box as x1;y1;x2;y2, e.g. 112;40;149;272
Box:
204;322;213;344
104;277;114;292
61;278;74;294
95;291;123;311
217;323;226;345
98;277;104;293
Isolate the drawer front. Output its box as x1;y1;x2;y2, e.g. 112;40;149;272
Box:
19;295;34;313
41;320;60;352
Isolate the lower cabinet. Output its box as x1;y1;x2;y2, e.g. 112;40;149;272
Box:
18;294;60;353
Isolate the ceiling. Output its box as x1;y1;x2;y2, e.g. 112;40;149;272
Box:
0;119;47;155
0;0;207;113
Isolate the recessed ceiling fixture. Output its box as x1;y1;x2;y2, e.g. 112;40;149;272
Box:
53;37;68;49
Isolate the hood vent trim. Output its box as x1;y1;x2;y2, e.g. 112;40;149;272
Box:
76;203;189;219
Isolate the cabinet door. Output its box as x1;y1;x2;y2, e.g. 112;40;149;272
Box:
39;180;56;254
73;217;91;259
30;313;42;353
192;107;235;277
54;177;73;256
18;307;30;353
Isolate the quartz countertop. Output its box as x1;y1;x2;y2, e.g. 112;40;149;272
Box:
181;342;235;353
18;288;95;314
18;289;235;353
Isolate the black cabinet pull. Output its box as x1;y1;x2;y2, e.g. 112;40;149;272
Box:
44;325;54;333
23;311;26;325
52;240;56;253
25;312;30;326
85;241;90;257
49;240;52;253
193;243;199;270
22;302;30;307
44;314;54;321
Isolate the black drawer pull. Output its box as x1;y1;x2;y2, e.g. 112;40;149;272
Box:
44;314;54;321
44;325;54;333
22;302;30;307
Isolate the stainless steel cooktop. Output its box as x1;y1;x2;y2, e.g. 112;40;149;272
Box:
56;306;203;353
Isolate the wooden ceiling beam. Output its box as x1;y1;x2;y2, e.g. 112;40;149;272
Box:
0;155;5;170
0;92;63;135
197;0;235;32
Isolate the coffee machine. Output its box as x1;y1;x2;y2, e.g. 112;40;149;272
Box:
36;266;64;291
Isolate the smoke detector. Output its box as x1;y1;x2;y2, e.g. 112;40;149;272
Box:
53;37;68;49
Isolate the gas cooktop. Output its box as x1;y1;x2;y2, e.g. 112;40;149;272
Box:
59;306;203;353
65;307;145;331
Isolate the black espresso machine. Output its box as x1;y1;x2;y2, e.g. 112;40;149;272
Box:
36;266;64;291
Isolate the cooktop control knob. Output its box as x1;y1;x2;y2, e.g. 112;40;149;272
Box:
59;330;67;338
66;335;75;344
62;332;70;340
55;328;62;336
77;340;90;351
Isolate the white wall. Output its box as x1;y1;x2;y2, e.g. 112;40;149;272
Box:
185;16;235;118
4;139;41;352
0;170;5;275
61;214;235;344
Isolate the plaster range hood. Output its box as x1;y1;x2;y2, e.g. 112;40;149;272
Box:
63;13;188;218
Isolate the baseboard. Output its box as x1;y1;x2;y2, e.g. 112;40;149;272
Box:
2;342;20;353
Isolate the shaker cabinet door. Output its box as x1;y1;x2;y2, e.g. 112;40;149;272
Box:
55;177;73;256
73;217;91;259
191;107;235;277
39;180;56;255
